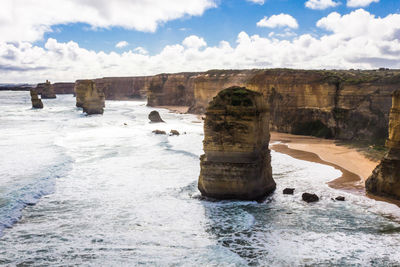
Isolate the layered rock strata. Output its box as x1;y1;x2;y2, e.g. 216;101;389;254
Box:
75;80;105;114
366;90;400;199
36;80;56;99
198;86;276;200
30;89;43;109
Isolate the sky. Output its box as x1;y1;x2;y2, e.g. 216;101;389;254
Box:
0;0;399;83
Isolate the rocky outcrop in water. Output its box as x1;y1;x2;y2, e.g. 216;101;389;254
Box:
36;80;56;99
75;80;105;114
198;86;276;200
366;90;400;199
302;193;319;203
148;111;164;123
30;89;43;109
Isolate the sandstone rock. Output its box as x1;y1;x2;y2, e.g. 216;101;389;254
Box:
75;80;105;115
30;89;43;109
169;130;180;136
283;188;295;195
152;130;166;135
302;193;319;203
335;196;345;201
36;80;56;99
198;86;276;200
148;111;164;123
366;90;400;199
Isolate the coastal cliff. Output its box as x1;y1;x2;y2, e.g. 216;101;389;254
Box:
366;90;400;199
198;87;276;200
146;69;400;143
35;80;56;99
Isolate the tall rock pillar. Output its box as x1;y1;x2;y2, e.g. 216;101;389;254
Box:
30;89;43;109
198;86;276;200
75;80;105;115
366;90;400;199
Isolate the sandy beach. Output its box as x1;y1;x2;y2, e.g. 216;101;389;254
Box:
270;132;400;206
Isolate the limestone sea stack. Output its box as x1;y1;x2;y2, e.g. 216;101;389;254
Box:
366;90;400;199
75;80;105;115
198;86;276;200
36;80;56;99
30;89;43;109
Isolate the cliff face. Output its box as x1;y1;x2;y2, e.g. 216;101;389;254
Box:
366;90;400;199
53;83;75;94
198;87;276;200
94;77;148;100
146;69;400;142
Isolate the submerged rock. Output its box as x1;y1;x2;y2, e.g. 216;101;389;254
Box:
152;130;166;135
75;80;105;115
198;86;276;200
283;188;295;195
302;193;319;203
148;111;164;123
335;196;345;201
30;89;43;109
36;80;56;99
169;130;180;136
366;90;400;200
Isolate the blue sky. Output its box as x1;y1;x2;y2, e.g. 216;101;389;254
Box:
36;0;398;54
0;0;399;82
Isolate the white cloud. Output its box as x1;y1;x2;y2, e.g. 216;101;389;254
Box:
246;0;265;4
115;41;128;48
182;35;207;49
0;0;216;43
305;0;340;10
134;47;148;55
257;14;299;29
1;10;400;83
347;0;379;7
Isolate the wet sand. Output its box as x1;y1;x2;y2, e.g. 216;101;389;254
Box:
270;132;400;207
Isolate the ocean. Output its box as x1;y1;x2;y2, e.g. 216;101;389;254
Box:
0;91;400;266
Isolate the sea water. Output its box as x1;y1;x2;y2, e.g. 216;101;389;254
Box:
0;91;400;266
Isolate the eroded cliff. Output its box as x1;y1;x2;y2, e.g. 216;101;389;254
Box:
366;90;400;199
198;86;276;200
75;80;105;114
146;69;400;143
35;80;56;99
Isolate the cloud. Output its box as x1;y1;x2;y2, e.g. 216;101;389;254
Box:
246;0;265;4
134;47;148;55
115;41;128;48
182;35;207;49
347;0;379;7
0;10;400;83
305;0;340;10
257;14;299;29
0;0;217;43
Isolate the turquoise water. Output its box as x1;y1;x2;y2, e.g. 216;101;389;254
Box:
0;91;400;266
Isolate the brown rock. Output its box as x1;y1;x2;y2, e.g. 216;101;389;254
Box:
198;86;276;200
75;80;105;115
302;193;319;203
366;90;400;199
169;130;180;136
148;111;164;123
30;89;43;109
335;196;345;201
283;188;295;195
152;130;166;135
36;80;56;99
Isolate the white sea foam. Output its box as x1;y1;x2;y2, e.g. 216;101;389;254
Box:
0;91;399;266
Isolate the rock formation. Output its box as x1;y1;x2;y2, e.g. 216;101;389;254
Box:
366;90;400;199
36;80;56;99
30;89;43;109
75;80;105;115
152;130;166;135
198;86;276;200
302;193;319;203
148;111;164;123
53;82;75;94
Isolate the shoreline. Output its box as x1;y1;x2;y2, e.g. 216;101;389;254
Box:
270;132;400;207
